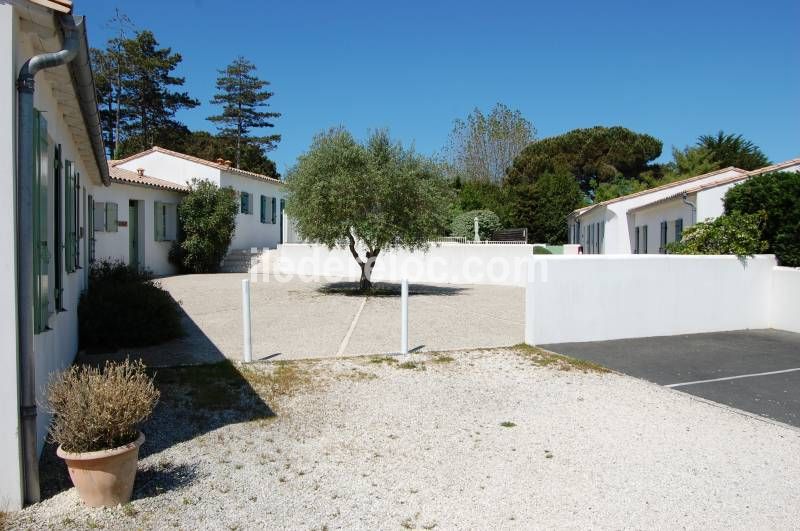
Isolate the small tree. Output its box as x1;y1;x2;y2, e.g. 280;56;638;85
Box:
171;179;238;273
285;128;453;291
451;210;501;240
667;211;768;257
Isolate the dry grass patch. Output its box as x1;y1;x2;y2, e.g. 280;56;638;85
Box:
511;344;609;374
367;356;399;365
239;362;317;403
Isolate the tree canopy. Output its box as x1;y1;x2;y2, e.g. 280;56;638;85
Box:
445;103;535;183
505;126;663;196
208;56;281;168
285;129;453;290
512;170;583;244
697;131;770;170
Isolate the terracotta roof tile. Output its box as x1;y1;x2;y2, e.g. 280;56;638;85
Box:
108;164;189;193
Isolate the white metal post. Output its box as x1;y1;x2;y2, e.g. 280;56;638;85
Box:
401;278;409;355
242;279;252;363
474;216;480;242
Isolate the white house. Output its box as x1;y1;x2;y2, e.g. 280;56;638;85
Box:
89;163;189;275
111;146;288;253
568;159;800;254
1;0;110;509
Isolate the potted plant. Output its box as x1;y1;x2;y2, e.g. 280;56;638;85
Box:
45;359;159;507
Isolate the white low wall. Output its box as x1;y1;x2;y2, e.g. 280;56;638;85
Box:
275;243;535;286
771;266;800;334
524;255;781;345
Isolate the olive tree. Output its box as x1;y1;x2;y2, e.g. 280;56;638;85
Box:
285;128;453;290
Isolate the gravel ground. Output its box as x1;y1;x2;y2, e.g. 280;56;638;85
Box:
121;274;525;364
9;347;800;530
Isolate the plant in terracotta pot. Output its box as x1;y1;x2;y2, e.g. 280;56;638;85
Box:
45;359;159;507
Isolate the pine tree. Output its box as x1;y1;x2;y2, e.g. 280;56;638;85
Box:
208;56;281;168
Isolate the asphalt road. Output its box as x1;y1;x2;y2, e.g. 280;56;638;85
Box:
543;329;800;427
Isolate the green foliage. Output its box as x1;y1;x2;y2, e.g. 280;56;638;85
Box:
79;260;182;349
208;56;281;168
94;30;199;158
451;210;502;240
505;126;662;195
445;103;535;183
697;131;770;170
176;131;279;177
512;170;584;244
170;179;238;273
285;128;453;289
665;145;720;178
667;212;768;257
451;179;513;226
532;246;552;254
724;171;800;266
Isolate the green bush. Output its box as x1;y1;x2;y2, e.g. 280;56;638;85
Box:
667;211;768;257
170;179;238;273
532;246;552;254
723;171;800;267
79;260;183;350
450;209;502;240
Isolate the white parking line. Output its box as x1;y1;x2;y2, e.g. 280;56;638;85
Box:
336;297;367;357
666;367;800;388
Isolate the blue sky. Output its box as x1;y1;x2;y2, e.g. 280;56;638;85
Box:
76;0;800;175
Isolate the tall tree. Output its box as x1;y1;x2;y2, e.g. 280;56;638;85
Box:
696;131;770;170
446;103;535;183
505;126;662;197
512;170;584;244
285;128;452;291
208;57;281;168
115;31;199;156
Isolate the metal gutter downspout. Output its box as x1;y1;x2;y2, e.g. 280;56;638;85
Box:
681;192;697;225
16;15;80;506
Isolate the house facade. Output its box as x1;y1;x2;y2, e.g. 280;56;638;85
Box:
1;0;109;509
111;146;288;254
568;159;800;254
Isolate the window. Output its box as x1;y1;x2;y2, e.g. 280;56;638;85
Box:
599;222;604;253
33;109;50;333
641;225;648;254
271;197;277;224
634;227;640;254
73;170;81;269
105;202;118;232
154;201;178;241
659;221;668;254
675;218;683;243
241;191;252;214
260;195;267;223
65;160;77;273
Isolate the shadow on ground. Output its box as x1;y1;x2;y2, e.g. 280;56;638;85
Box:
40;321;274;501
318;281;467;297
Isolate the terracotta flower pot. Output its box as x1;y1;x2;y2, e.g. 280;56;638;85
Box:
56;432;145;507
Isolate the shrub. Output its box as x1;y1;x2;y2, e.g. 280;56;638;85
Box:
79;260;183;349
451;209;502;240
667;211;768;257
45;359;159;453
532;246;552;254
723;171;800;267
170;179;238;273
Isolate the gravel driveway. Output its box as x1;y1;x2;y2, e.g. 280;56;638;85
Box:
11;347;800;529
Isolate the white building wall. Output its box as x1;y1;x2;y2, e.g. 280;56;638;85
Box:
770;267;800;334
1;6;106;509
222;171;286;250
91;183;185;276
631;199;693;254
524;255;777;345
118;151;220;187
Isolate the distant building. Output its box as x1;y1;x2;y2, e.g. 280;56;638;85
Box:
567;159;800;255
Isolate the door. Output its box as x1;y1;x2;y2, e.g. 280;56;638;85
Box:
129;200;139;269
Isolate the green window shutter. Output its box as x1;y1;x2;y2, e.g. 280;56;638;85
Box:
53;145;63;310
93;201;106;232
675;219;683;242
64;160;75;273
240;192;247;214
154;201;164;241
74;171;81;268
165;204;177;241
260;195;266;223
271;197;277;224
33;110;50;333
88;195;95;262
106;203;118;232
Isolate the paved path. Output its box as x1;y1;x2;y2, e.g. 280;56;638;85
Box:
119;274;524;365
543;329;800;427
